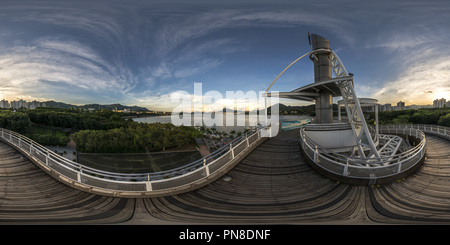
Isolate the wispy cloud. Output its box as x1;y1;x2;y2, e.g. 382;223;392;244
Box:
369;56;450;105
353;1;450;105
0;1;359;108
128;5;357;107
1;0;448;110
0;37;131;101
0;2;139;103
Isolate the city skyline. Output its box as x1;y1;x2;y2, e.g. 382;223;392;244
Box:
0;96;446;113
0;0;449;111
0;98;46;109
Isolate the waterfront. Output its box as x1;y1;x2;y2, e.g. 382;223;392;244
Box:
132;114;312;133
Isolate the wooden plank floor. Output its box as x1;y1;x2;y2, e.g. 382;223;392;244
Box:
139;130;364;224
0;141;134;224
1;131;450;224
135;132;450;224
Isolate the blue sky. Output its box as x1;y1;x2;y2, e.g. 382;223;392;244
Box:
0;0;449;111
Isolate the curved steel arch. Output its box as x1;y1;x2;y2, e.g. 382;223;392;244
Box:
264;36;425;185
265;48;380;159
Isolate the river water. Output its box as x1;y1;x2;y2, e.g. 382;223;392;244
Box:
133;113;311;133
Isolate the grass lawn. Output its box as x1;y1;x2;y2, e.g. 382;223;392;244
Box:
77;151;203;174
27;124;67;137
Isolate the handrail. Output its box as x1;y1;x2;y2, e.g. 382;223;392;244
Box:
300;124;429;183
381;124;450;139
0;125;268;196
301;126;425;166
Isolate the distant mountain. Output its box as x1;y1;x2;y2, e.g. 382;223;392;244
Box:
81;103;149;111
263;103;317;115
43;100;150;111
267;103;316;111
43;100;76;109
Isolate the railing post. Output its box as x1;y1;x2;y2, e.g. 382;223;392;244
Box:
230;143;235;159
146;174;152;191
343;160;349;175
77;166;82;182
146;182;152;191
30;142;32;154
203;158;210;176
45;151;49;166
246;134;249;147
314;145;318;162
397;162;402;173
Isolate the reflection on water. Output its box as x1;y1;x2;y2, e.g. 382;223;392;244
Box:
133;113;311;133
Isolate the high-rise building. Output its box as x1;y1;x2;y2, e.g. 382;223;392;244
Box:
433;98;447;108
0;99;9;108
1;99;46;109
397;101;405;110
382;103;392;111
18;99;25;109
30;100;39;109
10;100;18;109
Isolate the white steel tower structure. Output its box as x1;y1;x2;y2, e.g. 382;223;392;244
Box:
265;33;425;184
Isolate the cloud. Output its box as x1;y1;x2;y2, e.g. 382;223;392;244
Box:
0;37;132;102
128;5;357;102
370;56;450;105
368;34;450;105
353;1;450;105
4;0;448;111
0;2;143;103
1;1;356;104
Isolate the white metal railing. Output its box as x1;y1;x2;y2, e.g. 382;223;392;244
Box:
381;124;450;139
0;125;268;194
300;124;428;182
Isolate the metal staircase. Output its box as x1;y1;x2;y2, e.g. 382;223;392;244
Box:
267;47;404;165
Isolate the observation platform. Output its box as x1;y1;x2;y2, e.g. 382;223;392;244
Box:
1;125;450;224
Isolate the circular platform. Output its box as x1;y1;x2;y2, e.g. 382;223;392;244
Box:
300;126;427;185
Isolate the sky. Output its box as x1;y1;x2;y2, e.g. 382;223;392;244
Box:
0;0;449;111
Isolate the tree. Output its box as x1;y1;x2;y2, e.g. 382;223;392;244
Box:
392;114;410;124
3;111;31;133
438;113;450;127
70;120;200;153
229;130;236;139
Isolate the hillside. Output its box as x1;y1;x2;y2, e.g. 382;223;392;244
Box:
43;100;149;111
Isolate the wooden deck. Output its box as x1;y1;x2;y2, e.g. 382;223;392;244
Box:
1;130;450;224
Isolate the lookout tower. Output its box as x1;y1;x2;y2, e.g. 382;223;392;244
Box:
310;33;333;124
264;33;425;185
